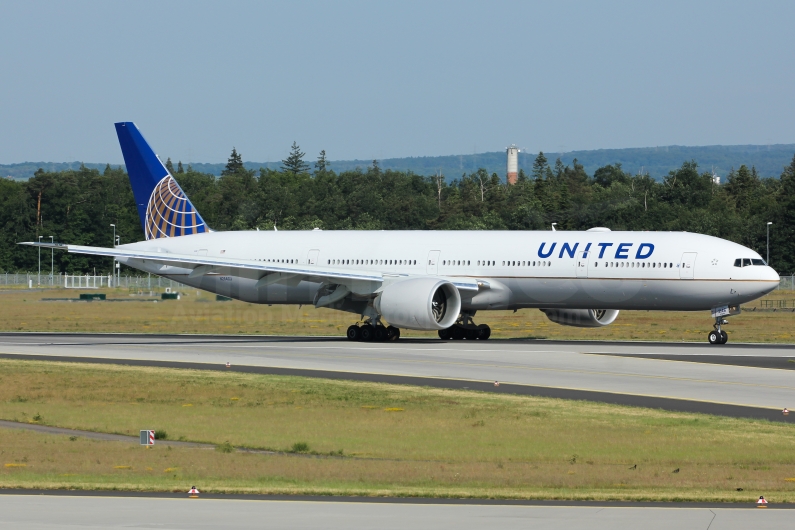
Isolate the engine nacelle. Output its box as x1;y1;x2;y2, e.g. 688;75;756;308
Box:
541;308;619;328
374;277;461;330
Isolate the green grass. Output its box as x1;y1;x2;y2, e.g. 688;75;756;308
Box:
1;360;795;501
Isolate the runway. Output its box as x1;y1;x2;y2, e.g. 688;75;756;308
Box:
0;493;792;529
0;333;793;415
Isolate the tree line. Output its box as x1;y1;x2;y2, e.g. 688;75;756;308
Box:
2;145;794;275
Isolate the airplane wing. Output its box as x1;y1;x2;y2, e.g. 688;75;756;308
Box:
19;242;479;294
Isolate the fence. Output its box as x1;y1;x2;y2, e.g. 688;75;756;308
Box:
0;273;186;291
64;275;110;289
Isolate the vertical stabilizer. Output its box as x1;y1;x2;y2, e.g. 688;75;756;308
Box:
115;122;209;240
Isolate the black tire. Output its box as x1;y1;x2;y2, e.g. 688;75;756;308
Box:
346;325;361;341
438;328;452;340
465;328;479;340
451;325;465;340
708;330;721;344
720;330;728;344
374;325;387;342
477;324;491;340
386;326;400;341
360;324;375;342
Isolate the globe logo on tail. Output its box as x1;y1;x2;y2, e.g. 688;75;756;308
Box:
145;175;208;240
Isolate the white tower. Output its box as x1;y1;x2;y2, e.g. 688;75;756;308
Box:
506;145;519;184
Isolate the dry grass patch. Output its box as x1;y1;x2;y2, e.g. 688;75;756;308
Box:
0;288;793;342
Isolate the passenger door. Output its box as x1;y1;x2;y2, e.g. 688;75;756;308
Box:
306;249;320;265
576;250;588;278
427;250;440;275
680;252;697;279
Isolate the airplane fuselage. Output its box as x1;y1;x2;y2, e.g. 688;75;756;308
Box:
119;229;779;313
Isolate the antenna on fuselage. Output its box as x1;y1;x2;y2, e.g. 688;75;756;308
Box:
551;223;557;232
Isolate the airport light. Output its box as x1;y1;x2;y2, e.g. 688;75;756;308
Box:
37;236;42;286
49;236;54;285
767;222;772;266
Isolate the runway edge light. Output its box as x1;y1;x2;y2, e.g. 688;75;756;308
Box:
189;486;200;498
757;496;768;507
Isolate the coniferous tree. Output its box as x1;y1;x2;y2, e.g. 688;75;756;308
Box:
315;150;329;173
281;142;309;175
222;148;244;175
532;152;549;181
165;157;175;174
177;161;184;174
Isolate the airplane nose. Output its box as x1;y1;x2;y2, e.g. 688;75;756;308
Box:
761;266;780;283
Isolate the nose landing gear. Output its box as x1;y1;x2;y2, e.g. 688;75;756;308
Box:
708;317;729;345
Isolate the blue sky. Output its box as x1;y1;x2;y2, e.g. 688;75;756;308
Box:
1;0;793;164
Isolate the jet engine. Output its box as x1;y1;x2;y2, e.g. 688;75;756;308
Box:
541;308;619;328
374;277;461;330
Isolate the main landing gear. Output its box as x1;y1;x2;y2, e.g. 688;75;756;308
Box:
347;322;400;342
708;316;729;345
438;314;491;340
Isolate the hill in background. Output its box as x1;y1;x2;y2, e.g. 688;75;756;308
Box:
3;143;794;181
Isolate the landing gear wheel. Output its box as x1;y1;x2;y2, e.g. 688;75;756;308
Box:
720;330;728;344
386;326;400;341
347;325;361;341
477;324;491;340
360;324;375;342
373;325;387;342
465;328;479;340
438;328;452;340
708;330;721;345
451;325;465;340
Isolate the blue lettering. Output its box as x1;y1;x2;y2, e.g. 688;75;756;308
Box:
559;242;579;259
635;243;655;259
538;242;556;258
597;242;613;259
615;243;632;259
583;242;592;258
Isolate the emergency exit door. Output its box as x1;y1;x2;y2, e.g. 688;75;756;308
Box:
427;250;440;275
680;252;697;279
307;249;320;265
576;250;588;278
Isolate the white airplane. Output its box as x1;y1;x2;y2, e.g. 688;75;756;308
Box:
23;122;780;344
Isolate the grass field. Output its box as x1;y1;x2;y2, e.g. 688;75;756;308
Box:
0;287;793;342
1;360;795;501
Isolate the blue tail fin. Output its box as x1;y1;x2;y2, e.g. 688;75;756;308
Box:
115;122;209;240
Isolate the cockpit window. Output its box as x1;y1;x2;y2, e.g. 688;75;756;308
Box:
735;258;767;267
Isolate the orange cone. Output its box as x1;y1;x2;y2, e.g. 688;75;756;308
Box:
757;495;767;507
189;486;200;498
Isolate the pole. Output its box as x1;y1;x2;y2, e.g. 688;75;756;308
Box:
37;236;42;285
766;222;772;265
49;236;54;285
110;224;116;287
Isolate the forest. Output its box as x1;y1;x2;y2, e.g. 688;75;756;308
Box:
2;146;794;275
